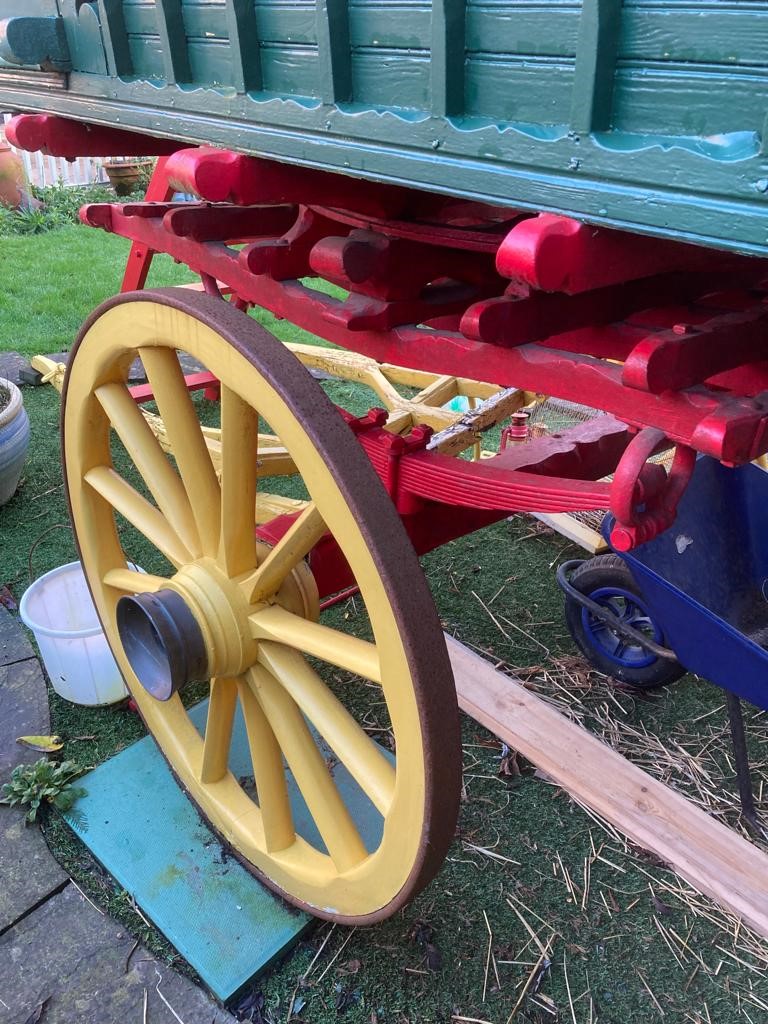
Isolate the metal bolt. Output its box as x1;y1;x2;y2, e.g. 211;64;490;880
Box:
757;179;768;193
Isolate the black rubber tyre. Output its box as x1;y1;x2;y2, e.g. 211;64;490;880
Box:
564;553;685;689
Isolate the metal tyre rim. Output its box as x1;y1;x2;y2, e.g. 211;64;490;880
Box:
61;288;461;923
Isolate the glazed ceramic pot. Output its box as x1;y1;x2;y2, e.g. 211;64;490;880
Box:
103;159;152;196
0;140;24;209
0;378;30;505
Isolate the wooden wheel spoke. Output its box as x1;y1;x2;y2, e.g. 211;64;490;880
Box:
95;382;201;556
217;385;260;577
236;676;295;852
242;503;326;603
258;642;395;815
249;606;382;683
200;677;238;784
103;567;168;594
246;666;368;871
84;466;193;567
139;347;221;554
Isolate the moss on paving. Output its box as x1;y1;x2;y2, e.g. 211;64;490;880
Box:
2;225;767;1023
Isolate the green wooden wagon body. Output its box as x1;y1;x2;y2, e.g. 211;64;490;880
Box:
2;1;768;254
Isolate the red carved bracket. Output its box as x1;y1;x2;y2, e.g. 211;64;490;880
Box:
496;213;750;294
6;114;183;159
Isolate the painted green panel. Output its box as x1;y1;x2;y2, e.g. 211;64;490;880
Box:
98;0;133;76
123;2;159;36
255;4;317;45
127;32;165;79
570;0;621;133
225;0;262;94
188;36;232;84
612;62;768;136
316;0;352;103
431;0;465;116
348;4;429;50
181;3;228;40
259;41;319;96
59;1;109;75
8;0;768;252
155;0;191;83
465;55;574;123
351;47;429;108
620;3;768;67
465;3;580;57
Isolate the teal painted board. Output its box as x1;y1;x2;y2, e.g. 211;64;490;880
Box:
65;698;388;999
65;700;312;1002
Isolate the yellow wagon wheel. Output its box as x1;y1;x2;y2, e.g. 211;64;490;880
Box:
62;289;461;923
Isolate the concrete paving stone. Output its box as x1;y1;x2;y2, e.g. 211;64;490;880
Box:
0;659;50;784
0;353;30;388
0;609;35;668
41;350;206;383
0;808;68;935
0;650;69;932
0;884;236;1024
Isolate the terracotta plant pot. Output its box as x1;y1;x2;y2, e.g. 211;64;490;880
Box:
0;141;24;209
0;378;30;505
103;159;152;196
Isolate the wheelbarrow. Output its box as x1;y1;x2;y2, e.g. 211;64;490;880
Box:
558;455;768;831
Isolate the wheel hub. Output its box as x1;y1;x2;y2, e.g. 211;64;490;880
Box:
118;549;320;700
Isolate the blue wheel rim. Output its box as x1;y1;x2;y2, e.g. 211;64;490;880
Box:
581;585;662;670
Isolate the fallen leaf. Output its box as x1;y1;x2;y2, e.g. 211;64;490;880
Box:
409;920;442;971
292;995;306;1015
651;893;673;917
16;735;63;752
425;943;442;971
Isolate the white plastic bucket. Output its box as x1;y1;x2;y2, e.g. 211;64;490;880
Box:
20;561;129;706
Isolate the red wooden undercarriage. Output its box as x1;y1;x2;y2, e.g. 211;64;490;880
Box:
12;114;768;569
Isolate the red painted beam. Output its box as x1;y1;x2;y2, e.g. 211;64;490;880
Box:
80;201;768;466
5;114;185;159
622;306;768;394
496;213;751;294
165;147;413;219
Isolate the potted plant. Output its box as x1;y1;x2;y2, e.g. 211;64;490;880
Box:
102;156;154;196
0;126;25;209
0;377;30;505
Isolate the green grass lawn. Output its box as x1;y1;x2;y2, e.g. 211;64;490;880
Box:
3;221;768;1024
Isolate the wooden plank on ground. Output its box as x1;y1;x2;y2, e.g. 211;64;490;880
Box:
447;635;768;938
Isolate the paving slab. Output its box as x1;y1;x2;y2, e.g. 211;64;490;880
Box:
0;352;30;387
0;649;69;932
0;659;50;783
41;350;206;383
67;700;313;1001
0;608;34;668
0;808;68;934
0;884;235;1024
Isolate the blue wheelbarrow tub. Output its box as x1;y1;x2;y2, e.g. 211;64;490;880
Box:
604;457;768;710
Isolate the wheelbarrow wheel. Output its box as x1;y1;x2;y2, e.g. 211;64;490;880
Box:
61;288;461;923
564;554;685;689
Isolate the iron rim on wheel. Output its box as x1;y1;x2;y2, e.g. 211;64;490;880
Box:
62;288;461;923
